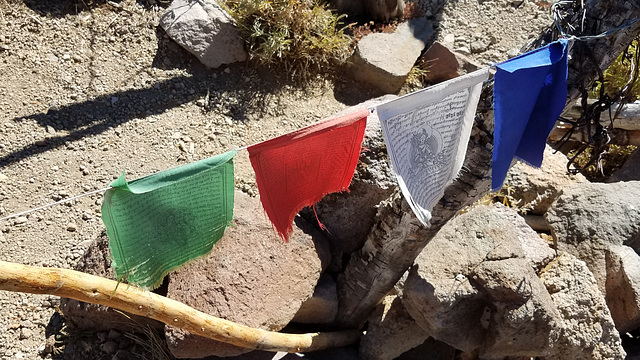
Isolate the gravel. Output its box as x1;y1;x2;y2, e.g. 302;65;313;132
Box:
0;0;551;358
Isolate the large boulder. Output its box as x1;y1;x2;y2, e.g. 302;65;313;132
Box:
605;245;640;333
359;295;430;360
504;145;588;215
160;0;247;69
608;147;640;182
349;18;433;94
164;192;330;358
546;182;640;293
540;253;625;360
60;232;164;333
402;204;561;358
546;181;640;333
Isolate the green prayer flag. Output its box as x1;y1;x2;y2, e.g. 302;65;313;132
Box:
101;150;236;290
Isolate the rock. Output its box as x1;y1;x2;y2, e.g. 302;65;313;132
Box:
545;181;640;297
505;145;588;215
402;205;561;357
18;328;32;340
302;96;397;258
66;222;77;232
359;295;430;360
14;216;27;225
333;0;404;22
160;0;247;69
101;341;119;354
164;192;330;358
605;245;640;333
395;337;456;360
292;274;338;324
0;173;7;182
420;42;460;84
349;18;433;94
540;253;625;360
112;350;137;360
608;147;640;182
59;232;164;333
469;40;488;53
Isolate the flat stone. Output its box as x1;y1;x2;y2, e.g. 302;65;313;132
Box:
160;0;247;69
164;192;330;358
349;18;433;94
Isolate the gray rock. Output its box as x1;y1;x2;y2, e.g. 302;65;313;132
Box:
292;274;338;324
505;145;588;215
402;205;561;357
60;232;164;333
349;18;433;94
101;341;119;354
545;181;640;296
608;147;640;182
469;40;488;53
540;253;625;360
359;295;430;360
333;0;404;22
165;192;329;358
160;0;247;69
492;205;555;271
605;245;640;333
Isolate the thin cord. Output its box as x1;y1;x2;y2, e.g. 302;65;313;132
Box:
0;187;110;222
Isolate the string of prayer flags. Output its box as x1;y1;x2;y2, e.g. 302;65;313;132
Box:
492;39;569;191
101;150;236;290
248;109;369;241
378;68;490;226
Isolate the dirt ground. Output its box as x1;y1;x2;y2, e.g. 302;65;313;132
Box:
0;0;550;358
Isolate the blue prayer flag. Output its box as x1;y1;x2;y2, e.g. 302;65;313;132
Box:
492;39;569;191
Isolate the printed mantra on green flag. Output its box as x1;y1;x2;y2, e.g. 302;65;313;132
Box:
101;150;236;290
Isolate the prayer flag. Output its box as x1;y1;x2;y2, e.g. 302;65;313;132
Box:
378;68;490;226
492;39;569;191
248;110;369;241
101;150;236;290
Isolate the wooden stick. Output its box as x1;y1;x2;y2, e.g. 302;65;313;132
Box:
0;260;361;352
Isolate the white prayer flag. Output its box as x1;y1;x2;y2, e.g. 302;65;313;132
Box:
377;68;490;226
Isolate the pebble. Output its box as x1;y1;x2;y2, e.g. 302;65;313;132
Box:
470;40;488;53
14;217;28;225
0;173;7;182
107;329;121;340
19;328;32;340
101;341;119;354
67;223;77;232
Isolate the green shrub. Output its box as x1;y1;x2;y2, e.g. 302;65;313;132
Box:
591;39;640;102
222;0;352;77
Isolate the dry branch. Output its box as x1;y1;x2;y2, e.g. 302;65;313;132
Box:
0;260;360;353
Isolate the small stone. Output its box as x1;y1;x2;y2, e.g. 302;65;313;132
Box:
46;125;56;134
107;329;121;340
101;341;119;354
67;223;77;232
52;166;59;171
178;141;187;152
224;68;231;74
470;40;488;53
48;54;58;62
72;54;83;63
0;173;7;182
195;98;206;107
62;54;71;60
19;328;32;340
14;217;28;225
110;96;118;105
218;136;229;146
507;48;520;58
455;46;471;55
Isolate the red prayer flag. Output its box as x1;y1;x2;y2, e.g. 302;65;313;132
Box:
248;109;369;241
